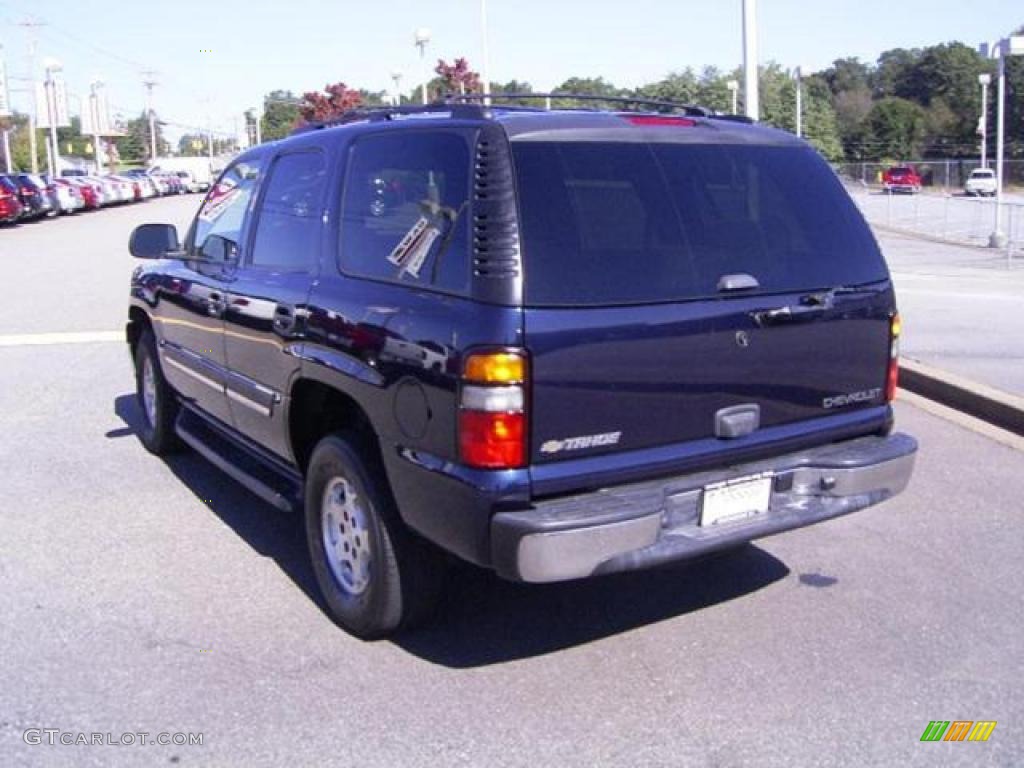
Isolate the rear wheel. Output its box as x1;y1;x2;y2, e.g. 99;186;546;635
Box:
134;328;182;455
305;433;445;639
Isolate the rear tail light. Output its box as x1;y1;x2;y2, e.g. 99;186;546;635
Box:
886;313;901;402
459;350;527;469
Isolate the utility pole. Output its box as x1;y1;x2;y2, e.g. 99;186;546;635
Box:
741;0;759;120
43;63;58;176
142;70;158;164
18;18;45;174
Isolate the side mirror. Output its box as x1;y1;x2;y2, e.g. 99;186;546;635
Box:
129;223;181;259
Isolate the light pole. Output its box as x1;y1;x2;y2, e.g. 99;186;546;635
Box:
89;79;103;175
793;66;803;138
142;71;158;163
19;19;44;174
414;28;431;105
0;47;11;172
390;71;403;106
741;0;759;120
978;73;990;169
726;80;739;114
980;35;1024;248
43;57;62;177
480;0;491;105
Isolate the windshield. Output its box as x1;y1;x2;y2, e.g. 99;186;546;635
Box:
513;142;888;306
971;170;994;178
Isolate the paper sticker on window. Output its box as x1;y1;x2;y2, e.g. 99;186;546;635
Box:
198;187;240;223
388;215;442;278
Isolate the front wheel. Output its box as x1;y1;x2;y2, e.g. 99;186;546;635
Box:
134;329;182;455
305;433;445;638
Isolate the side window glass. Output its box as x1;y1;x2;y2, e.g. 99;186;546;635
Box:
189;159;263;261
339;131;470;293
250;151;328;271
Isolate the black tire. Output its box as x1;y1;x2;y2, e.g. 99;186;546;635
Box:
305;432;445;639
134;328;182;455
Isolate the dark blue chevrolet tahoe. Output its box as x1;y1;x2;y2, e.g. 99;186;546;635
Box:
126;98;917;638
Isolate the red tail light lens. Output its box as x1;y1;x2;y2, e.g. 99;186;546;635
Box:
459;351;527;469
886;313;901;402
459;411;525;469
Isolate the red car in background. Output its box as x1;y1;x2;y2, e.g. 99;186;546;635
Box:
67;178;101;210
0;176;25;223
882;165;922;194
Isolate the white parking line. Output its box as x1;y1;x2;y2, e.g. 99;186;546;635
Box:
0;331;123;347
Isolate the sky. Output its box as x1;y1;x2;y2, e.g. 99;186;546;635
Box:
1;0;1022;143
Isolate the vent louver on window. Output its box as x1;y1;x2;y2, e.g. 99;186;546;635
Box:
472;132;521;281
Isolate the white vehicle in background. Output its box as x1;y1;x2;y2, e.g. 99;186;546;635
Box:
149;157;214;192
964;168;997;197
174;170;204;193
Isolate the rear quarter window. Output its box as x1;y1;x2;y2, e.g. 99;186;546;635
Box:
513;142;888;306
338;130;471;295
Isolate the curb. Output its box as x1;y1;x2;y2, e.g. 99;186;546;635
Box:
899;358;1024;437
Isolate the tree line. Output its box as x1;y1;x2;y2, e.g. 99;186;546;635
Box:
261;26;1023;165
2;24;1020;171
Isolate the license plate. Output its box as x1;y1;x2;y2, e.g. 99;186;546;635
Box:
700;473;773;527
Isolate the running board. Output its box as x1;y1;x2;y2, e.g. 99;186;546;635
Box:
175;406;303;513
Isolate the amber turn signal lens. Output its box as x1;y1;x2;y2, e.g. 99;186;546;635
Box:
463;352;525;383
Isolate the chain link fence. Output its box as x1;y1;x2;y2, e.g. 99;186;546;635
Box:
836;159;1024;191
844;181;1024;266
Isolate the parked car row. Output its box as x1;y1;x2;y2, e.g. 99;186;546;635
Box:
0;169;200;225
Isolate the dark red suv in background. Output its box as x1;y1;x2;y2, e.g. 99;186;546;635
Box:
882;165;922;194
0;176;24;223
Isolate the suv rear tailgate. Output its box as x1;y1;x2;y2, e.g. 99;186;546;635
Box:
526;286;893;465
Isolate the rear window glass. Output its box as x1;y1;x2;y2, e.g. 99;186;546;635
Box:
513;142;887;306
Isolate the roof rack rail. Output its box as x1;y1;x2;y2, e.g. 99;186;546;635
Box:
710;113;756;124
446;92;712;117
291;103;488;134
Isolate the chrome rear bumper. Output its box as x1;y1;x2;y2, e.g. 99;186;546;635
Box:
491;433;917;582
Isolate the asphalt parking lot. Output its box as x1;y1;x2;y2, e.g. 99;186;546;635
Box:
1;197;1022;767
